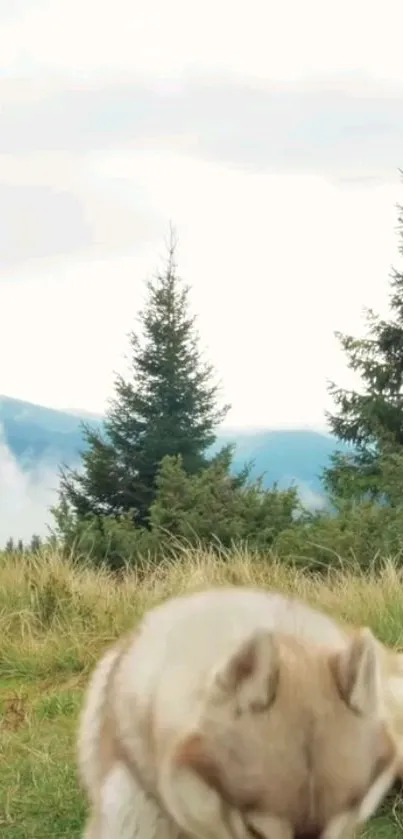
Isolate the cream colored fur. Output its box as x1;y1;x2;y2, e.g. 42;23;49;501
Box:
77;587;402;839
377;645;403;754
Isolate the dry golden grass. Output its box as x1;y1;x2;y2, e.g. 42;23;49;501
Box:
1;545;403;837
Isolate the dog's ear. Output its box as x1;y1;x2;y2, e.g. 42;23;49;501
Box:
208;629;279;713
332;628;382;716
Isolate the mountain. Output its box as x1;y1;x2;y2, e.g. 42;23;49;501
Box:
0;394;349;504
0;394;103;470
211;428;347;501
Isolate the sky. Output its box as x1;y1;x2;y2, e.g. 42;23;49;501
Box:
1;0;403;433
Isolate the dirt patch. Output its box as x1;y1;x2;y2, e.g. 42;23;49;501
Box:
0;693;29;731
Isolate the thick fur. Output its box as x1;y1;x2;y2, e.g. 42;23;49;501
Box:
377;644;403;750
77;587;402;839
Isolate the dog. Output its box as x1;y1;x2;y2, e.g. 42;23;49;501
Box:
77;587;402;839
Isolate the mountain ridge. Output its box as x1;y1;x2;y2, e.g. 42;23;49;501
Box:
0;394;349;502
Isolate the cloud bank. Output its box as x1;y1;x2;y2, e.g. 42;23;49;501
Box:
0;428;60;546
1;76;402;180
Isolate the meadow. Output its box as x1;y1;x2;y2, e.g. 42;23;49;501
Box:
1;546;403;838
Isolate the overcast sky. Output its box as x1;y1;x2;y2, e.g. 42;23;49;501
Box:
1;0;403;430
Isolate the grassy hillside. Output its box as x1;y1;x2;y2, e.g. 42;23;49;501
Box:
0;394;350;501
0;545;402;837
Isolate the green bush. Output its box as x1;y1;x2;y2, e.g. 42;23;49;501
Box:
51;449;300;569
274;501;403;571
51;437;403;573
149;451;299;550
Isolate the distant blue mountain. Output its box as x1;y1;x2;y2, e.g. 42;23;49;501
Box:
0;394;350;505
0;394;103;470
211;428;348;501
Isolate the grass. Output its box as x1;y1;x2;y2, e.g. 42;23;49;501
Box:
1;545;403;837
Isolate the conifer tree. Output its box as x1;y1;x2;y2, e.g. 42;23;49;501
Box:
58;229;229;527
324;188;403;501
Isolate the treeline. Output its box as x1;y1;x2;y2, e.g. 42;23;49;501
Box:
5;534;42;555
6;190;403;572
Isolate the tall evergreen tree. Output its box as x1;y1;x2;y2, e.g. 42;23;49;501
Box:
58;229;229;527
324;188;403;501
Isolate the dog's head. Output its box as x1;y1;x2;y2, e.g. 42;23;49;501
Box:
174;627;400;839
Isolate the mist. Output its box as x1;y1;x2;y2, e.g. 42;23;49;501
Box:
0;426;60;546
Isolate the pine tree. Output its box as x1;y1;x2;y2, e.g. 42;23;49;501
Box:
324;188;403;501
58;229;229;527
30;533;42;553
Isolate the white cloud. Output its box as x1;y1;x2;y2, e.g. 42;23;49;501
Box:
0;149;400;428
0;0;401;434
1;78;401;183
0;428;59;545
0;151;162;268
295;483;327;513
